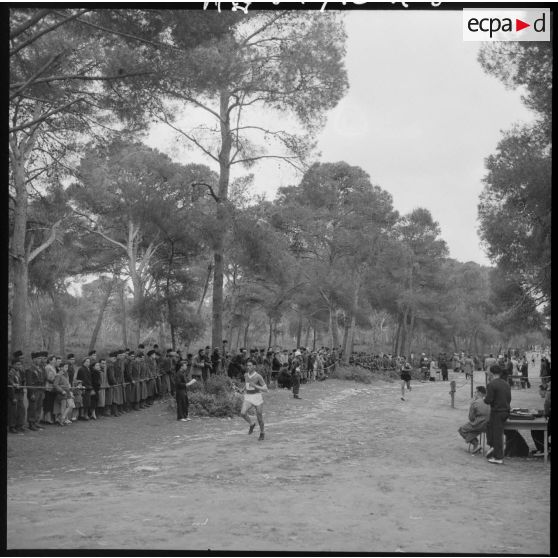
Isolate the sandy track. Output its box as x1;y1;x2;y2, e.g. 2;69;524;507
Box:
7;371;550;553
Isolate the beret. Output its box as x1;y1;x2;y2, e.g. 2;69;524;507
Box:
147;350;156;356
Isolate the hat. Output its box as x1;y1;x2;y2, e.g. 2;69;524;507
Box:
88;350;96;356
40;351;48;357
168;351;178;357
136;351;144;357
147;349;156;357
13;350;23;358
31;351;40;359
108;351;118;358
295;350;301;357
67;353;75;359
138;344;145;349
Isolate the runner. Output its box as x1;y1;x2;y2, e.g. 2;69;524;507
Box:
400;360;412;401
240;359;268;441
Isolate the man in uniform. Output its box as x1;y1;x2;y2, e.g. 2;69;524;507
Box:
25;352;45;431
8;359;27;433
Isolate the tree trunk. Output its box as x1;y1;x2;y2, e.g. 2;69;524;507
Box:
400;309;408;359
329;307;339;349
243;315;250;349
235;319;242;349
406;311;415;357
341;313;350;361
312;324;317;351
197;262;213;315
51;291;66;356
268;316;273;349
89;279;115;352
119;283;128;348
11;258;29;352
211;90;233;348
296;314;303;348
10;149;29;353
393;317;402;356
304;322;311;348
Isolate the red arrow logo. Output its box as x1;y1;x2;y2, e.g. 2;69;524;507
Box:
516;18;530;32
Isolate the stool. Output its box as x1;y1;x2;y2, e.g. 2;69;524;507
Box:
468;432;486;455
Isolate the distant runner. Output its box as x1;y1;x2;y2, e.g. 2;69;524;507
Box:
240;359;268;441
401;361;412;401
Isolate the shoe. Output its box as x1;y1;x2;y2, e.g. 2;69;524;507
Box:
258;432;265;441
485;448;494;459
471;445;482;455
488;457;504;464
294;395;301;399
401;397;405;401
185;417;191;421
179;418;188;422
63;420;72;425
28;424;39;431
532;451;544;457
248;423;256;435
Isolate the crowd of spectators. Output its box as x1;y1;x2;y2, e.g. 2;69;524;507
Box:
7;343;342;434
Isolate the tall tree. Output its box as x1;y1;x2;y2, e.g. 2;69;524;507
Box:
135;10;349;347
478;42;551;314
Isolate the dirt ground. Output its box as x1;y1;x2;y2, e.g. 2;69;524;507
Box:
6;370;550;553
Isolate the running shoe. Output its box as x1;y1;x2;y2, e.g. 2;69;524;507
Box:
258;432;265;441
488;457;503;464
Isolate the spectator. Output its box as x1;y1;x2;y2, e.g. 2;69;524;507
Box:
458;386;490;453
520;356;531;389
484;365;512;465
76;357;92;421
531;383;551;457
42;355;58;425
53;361;73;425
8;360;26;434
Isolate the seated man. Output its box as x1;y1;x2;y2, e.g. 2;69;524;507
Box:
531;382;551;457
458;385;490;453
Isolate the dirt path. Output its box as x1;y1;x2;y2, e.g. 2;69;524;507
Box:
7;371;550;553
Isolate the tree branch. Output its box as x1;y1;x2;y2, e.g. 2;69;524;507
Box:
191;181;220;203
27;219;62;262
10;9;91;57
10;9;52;40
9;98;84;133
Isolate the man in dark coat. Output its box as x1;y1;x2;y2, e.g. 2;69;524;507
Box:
8;360;27;433
25;352;45;430
484;365;512;464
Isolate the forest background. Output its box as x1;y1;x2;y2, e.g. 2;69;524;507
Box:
8;8;551;362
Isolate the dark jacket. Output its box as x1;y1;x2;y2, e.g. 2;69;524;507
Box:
484;377;511;413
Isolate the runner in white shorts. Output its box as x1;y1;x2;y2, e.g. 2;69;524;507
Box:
240;359;268;441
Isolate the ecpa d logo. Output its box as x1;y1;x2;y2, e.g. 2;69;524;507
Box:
463;9;550;41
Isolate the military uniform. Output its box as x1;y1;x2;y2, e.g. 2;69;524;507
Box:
25;354;45;430
8;364;26;432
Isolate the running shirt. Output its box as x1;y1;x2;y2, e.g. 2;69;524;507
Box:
244;371;266;393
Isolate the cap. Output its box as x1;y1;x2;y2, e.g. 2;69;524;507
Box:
13;350;23;358
108;351;118;358
67;353;75;359
31;351;40;359
147;349;156;357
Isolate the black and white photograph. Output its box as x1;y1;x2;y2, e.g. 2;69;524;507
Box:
7;2;551;554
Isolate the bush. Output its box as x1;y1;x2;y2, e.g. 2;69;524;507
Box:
186;375;243;417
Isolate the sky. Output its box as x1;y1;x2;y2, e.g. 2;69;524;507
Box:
147;8;536;266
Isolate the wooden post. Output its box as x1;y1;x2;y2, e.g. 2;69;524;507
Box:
450;380;456;408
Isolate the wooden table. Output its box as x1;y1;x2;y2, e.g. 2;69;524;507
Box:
504;418;549;464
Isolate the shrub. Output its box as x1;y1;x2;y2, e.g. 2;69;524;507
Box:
186;375;243;417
